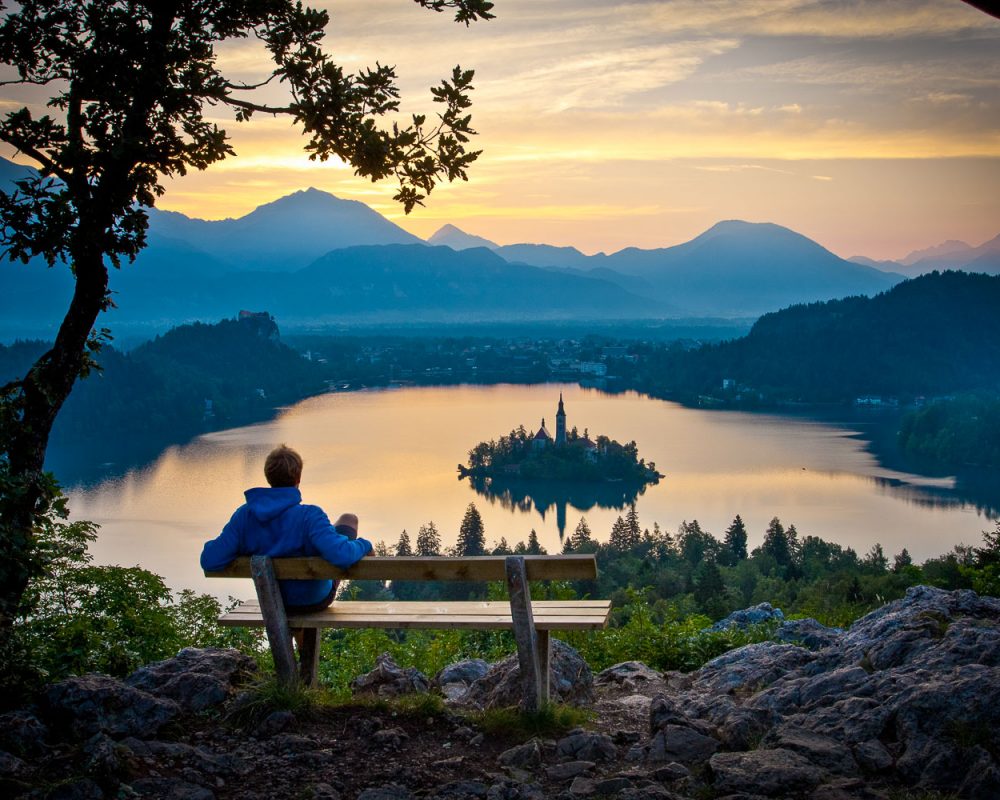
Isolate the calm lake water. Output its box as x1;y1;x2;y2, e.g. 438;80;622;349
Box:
68;383;996;599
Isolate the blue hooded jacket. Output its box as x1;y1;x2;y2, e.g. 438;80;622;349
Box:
200;486;372;607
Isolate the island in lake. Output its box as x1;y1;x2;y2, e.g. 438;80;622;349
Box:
458;394;663;484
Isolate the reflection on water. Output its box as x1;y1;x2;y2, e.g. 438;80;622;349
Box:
465;475;654;539
63;383;998;599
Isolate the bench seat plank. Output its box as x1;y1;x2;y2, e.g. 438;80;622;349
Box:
206;554;598;582
219;599;611;631
235;599;610;614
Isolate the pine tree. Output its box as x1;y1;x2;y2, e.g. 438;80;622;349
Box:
526;529;547;555
892;548;912;572
416;522;442;556
694;561;726;617
624;503;641;549
456;503;486;556
395;530;413;557
608;516;629;551
493;537;512;555
570;517;593;551
723;515;748;564
759;517;792;574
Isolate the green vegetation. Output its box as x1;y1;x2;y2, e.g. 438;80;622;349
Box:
472;703;592;739
462;426;661;483
898;394;1000;468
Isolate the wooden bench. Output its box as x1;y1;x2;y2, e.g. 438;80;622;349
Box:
205;554;610;710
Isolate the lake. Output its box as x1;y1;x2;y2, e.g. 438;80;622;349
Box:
67;383;996;599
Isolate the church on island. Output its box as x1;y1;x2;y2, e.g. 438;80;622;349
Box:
530;394;598;461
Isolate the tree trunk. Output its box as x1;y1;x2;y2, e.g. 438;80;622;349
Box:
0;247;109;632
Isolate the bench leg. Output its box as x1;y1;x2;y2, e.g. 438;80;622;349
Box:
505;556;544;712
537;628;551;706
251;555;298;688
298;628;321;688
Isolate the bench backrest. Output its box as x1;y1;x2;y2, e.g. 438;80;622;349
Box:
205;554;597;582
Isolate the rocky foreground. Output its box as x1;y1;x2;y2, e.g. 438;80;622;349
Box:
2;585;998;799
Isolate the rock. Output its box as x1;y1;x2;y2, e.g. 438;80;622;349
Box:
44;674;180;739
126;647;255;713
464;639;593;709
0;709;49;756
47;777;105;800
838;585;1000;672
709;602;784;632
763;724;857;775
595;662;662;689
545;761;595;781
774;618;844;650
0;749;30;779
648;695;689;733
357;785;414;800
693;642;815;695
436;659;491;703
255;709;295;737
651;763;690;782
709;749;823;796
647;725;718;764
351;653;430;697
435;659;491;687
568;776;595;796
372;727;409;749
498;740;542;769
555;732;616;763
307;783;341;800
130;777;215;799
594;777;633;794
82;731;121;782
431;780;489;798
851;739;893;773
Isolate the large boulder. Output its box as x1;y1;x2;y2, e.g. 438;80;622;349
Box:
708;602;784;631
774;618;843;650
433;659;491;702
709;748;823;796
463;639;593;709
351;653;430;697
44;674;180;740
126;647;256;712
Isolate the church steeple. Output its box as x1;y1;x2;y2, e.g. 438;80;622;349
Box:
555;392;567;445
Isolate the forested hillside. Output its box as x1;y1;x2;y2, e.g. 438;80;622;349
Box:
0;315;324;476
636;271;1000;403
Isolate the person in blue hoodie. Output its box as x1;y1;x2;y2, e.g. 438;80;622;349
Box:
200;444;373;611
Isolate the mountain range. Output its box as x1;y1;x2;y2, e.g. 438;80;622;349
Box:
1;155;994;331
849;233;1000;276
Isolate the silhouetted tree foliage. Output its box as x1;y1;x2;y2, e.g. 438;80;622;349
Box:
0;0;493;635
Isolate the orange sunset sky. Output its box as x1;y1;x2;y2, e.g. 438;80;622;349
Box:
4;0;1000;260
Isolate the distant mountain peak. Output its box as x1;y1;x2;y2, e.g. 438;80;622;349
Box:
427;224;499;251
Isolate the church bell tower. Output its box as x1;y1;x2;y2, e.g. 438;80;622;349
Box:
555;393;567;445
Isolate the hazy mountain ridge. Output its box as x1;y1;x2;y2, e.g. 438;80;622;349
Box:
2;155;994;329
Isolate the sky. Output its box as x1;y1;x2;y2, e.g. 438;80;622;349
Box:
4;0;1000;259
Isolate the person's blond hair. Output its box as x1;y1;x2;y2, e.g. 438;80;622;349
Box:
264;445;303;487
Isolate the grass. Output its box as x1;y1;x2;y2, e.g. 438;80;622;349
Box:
470;702;593;739
224;676;321;728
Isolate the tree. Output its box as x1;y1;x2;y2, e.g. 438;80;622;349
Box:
0;0;493;634
415;521;442;557
892;548;912;573
456;503;486;556
723;515;748;565
395;530;412;557
525;529;546;555
492;537;512;555
757;517;793;575
624;503;641;545
569;517;594;552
